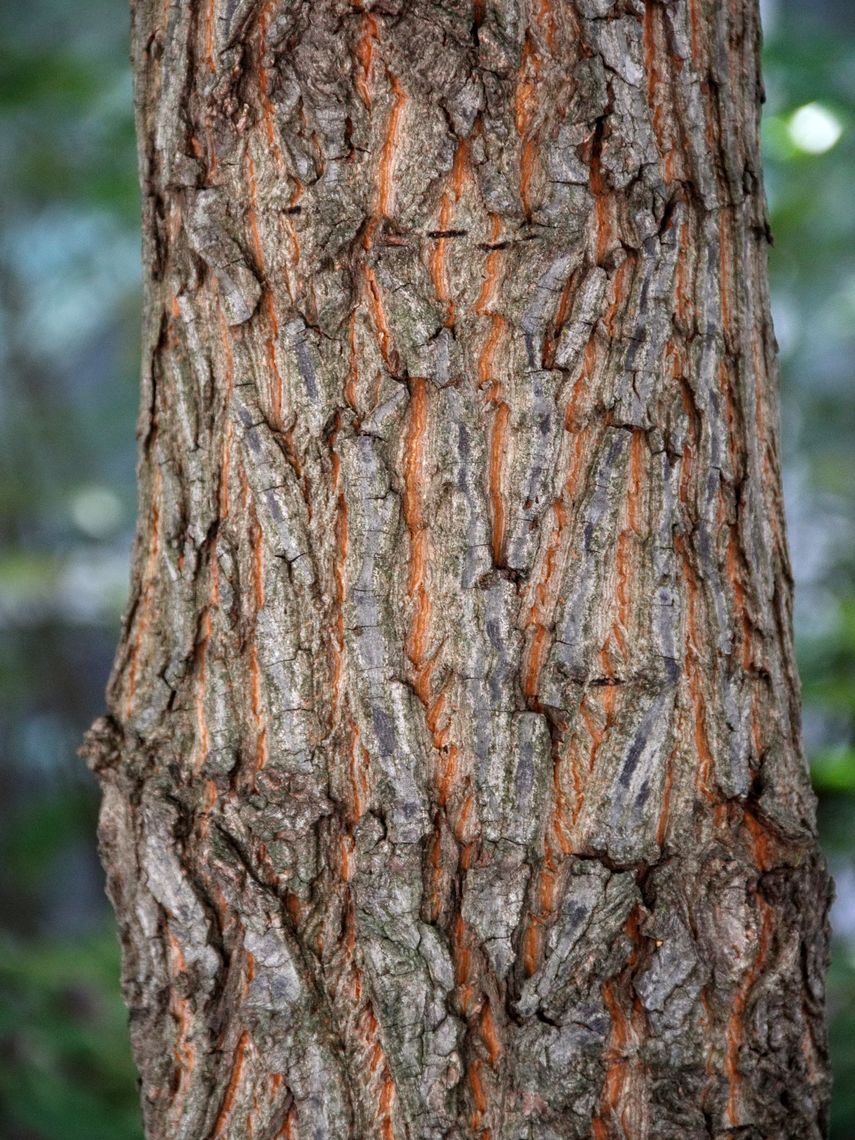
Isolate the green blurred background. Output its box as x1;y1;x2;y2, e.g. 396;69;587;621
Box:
0;0;853;1135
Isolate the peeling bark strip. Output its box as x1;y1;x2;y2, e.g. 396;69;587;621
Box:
87;1;831;1136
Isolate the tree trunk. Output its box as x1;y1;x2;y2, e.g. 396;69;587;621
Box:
84;1;831;1136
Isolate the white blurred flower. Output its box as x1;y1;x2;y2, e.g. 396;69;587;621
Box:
788;102;843;155
70;484;123;538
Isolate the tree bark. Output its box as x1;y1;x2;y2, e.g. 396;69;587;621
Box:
84;1;831;1136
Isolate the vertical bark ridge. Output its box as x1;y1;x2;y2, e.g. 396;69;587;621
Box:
87;1;831;1137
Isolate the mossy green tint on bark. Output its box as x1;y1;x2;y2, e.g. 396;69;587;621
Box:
85;1;831;1136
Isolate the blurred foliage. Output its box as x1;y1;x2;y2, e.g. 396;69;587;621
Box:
0;931;141;1140
0;0;142;1136
0;0;853;1136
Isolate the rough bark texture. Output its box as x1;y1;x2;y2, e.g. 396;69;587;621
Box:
84;1;832;1136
